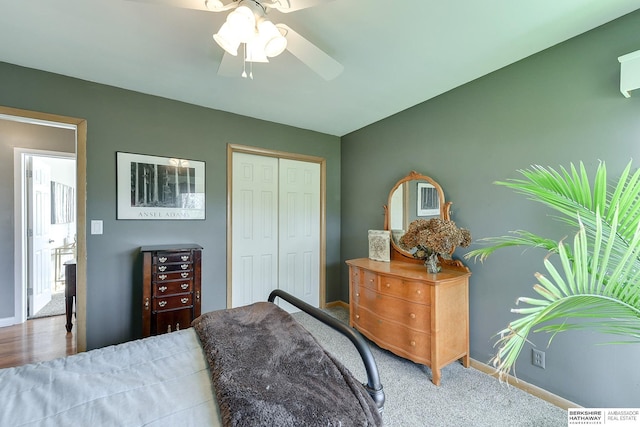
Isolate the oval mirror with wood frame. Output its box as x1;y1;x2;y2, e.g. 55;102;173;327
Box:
383;171;467;270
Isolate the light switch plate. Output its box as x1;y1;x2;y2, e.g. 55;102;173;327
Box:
91;220;103;235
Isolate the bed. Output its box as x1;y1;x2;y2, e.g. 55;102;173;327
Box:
0;290;384;427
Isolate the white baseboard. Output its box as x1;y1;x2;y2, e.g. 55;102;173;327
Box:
0;316;18;328
470;359;579;410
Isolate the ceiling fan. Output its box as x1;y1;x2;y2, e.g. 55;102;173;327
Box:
129;0;343;80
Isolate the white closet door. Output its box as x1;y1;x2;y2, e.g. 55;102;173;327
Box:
278;159;320;308
231;152;321;309
231;153;279;308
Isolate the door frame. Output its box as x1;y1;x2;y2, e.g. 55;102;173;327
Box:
226;143;327;309
3;106;88;352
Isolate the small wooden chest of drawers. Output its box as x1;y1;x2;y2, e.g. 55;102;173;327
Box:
141;244;202;337
346;258;471;385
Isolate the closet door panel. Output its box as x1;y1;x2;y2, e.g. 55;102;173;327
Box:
231;153;279;307
278;159;320;308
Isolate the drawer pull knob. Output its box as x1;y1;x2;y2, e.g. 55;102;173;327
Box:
159;300;167;307
355;314;360;319
181;297;188;304
181;272;189;278
196;290;200;301
159;286;167;292
181;283;189;290
416;290;422;295
409;313;416;319
144;297;149;310
355;292;360;297
158;266;167;272
181;255;189;261
410;340;416;347
158;274;167;280
385;283;390;288
158;256;167;263
181;264;189;270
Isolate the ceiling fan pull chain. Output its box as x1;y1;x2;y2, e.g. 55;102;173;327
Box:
242;43;248;78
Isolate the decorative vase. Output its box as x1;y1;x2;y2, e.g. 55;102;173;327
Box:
425;253;441;274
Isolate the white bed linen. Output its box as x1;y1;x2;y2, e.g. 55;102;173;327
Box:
0;329;222;427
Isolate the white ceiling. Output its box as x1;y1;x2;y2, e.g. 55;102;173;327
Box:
0;0;638;136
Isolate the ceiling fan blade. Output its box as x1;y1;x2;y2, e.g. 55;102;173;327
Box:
218;51;244;77
267;0;335;13
125;0;236;12
277;24;343;81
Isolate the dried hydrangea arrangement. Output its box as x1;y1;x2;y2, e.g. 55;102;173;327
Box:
398;218;472;272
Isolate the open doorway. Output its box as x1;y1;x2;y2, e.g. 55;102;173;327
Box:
1;105;88;353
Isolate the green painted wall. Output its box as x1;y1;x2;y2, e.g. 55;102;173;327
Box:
0;63;341;349
341;10;640;407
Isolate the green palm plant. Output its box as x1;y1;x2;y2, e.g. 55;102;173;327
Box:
465;160;640;380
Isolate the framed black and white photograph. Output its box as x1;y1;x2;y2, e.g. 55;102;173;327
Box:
417;182;440;216
117;152;205;220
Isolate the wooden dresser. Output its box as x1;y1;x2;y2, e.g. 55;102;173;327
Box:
346;257;471;385
141;244;202;337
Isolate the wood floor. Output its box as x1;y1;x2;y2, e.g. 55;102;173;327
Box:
0;314;76;369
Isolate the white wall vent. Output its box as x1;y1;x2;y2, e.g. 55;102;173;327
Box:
619;49;640;98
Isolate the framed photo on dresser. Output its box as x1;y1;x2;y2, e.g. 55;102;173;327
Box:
368;230;390;262
117;152;205;220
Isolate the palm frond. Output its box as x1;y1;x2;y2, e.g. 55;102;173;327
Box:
490;161;640;267
465;231;563;263
467;160;640;380
491;217;640;380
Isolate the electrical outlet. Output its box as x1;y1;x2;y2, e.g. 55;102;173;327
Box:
532;348;546;369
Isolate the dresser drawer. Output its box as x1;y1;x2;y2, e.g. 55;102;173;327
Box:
154;280;192;296
354;286;429;331
361;270;378;291
153;262;192;274
154;270;194;282
353;308;431;361
377;276;430;304
153;294;193;312
154;251;193;264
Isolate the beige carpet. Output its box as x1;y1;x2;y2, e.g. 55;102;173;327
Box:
292;306;568;427
30;291;65;319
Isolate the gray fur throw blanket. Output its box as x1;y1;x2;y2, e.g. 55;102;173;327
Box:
192;302;383;427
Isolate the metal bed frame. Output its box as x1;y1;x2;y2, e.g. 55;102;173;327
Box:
268;289;385;412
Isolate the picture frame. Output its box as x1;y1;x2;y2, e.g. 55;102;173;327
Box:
417;182;440;216
116;152;205;220
51;181;75;224
368;230;391;262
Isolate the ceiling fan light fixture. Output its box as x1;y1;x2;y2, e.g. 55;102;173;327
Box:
204;0;225;11
213;22;241;56
226;4;258;42
257;19;287;57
